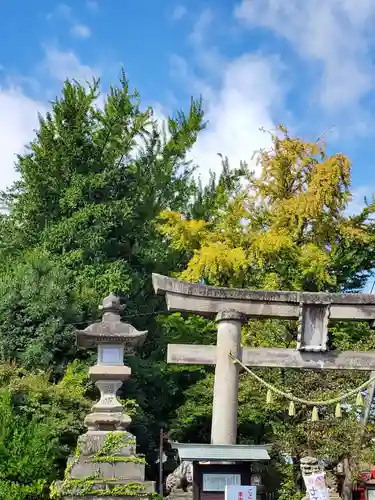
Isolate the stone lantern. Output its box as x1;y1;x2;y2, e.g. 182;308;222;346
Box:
52;294;155;499
77;293;147;432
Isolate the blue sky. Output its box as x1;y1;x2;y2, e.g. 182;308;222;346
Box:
1;0;375;212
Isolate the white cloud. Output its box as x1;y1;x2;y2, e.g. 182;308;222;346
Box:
47;3;72;20
171;5;186;21
188;8;213;46
48;3;92;39
86;0;98;11
0;87;45;193
71;24;91;39
168;9;283;184
42;46;98;83
234;0;375;111
189;54;282;184
0;49;100;194
186;8;224;75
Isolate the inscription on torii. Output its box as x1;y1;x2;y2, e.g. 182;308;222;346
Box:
152;274;375;445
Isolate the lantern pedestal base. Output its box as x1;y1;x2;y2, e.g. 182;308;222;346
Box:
84;412;132;431
83;378;132;432
51;431;155;499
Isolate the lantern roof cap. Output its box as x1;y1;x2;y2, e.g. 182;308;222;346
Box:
76;293;147;348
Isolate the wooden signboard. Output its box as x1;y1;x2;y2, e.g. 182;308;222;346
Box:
193;463;251;500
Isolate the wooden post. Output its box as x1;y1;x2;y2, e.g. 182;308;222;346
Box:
159;427;164;496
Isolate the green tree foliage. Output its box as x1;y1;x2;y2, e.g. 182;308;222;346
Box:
1;74;205;310
2;68;375;499
158;126;375;495
0;72;208;467
0;250;86;372
0;361;89;499
159;126;375;291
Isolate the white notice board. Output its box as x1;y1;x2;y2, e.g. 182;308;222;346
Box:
202;474;241;492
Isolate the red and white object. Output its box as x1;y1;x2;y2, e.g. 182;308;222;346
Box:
225;485;257;500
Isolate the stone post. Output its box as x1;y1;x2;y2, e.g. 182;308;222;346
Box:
211;310;244;445
51;294;155;500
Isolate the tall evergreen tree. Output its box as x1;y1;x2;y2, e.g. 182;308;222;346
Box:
0;73;205;360
0;73;207;459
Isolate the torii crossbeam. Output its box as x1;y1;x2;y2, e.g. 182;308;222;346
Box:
152;274;375;445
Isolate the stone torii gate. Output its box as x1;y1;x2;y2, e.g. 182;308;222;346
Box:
152;274;375;446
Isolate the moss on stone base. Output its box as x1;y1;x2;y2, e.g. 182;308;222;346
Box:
93;432;136;460
51;432;150;498
93;456;146;464
50;478;151;498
